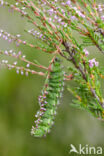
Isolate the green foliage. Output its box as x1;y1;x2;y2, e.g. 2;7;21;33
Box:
68;66;104;119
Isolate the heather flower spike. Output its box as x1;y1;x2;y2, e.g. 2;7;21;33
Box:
0;0;104;137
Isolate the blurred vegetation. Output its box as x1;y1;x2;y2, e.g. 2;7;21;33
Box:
0;1;104;156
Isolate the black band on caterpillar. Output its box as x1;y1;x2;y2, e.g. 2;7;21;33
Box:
31;57;64;137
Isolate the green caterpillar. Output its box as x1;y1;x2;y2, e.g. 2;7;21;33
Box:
31;58;64;137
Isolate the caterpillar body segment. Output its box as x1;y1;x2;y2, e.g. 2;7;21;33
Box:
31;58;64;137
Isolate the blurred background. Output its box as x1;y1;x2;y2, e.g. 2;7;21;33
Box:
0;0;104;156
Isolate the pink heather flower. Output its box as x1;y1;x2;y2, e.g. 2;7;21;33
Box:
23;41;26;44
61;2;65;6
18;51;22;56
48;9;54;16
21;71;24;75
4;50;8;55
98;4;103;12
13;61;17;65
39;34;43;38
15;2;19;6
66;1;71;6
73;7;85;18
101;15;104;21
89;58;99;68
48;18;52;22
70;16;77;21
26;63;30;68
16;69;19;74
83;48;89;56
94;61;99;67
89;60;94;68
58;18;62;23
16;34;21;37
0;0;3;6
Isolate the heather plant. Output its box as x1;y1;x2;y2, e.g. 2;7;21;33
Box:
0;0;104;137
